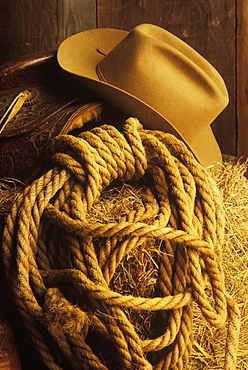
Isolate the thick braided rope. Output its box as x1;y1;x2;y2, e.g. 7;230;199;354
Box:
2;118;239;370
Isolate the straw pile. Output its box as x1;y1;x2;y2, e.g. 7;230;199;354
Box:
0;158;247;369
186;159;248;370
0;178;23;216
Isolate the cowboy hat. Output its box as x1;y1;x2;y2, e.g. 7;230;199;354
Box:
57;23;228;167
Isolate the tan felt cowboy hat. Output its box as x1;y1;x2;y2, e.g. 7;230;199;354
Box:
57;23;229;167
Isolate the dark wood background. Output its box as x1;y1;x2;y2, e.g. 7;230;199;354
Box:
0;0;247;160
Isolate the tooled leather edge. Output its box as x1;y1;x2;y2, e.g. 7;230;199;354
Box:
0;89;84;139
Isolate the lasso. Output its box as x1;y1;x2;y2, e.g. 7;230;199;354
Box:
1;118;240;369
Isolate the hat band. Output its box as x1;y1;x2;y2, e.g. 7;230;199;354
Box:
96;63;107;83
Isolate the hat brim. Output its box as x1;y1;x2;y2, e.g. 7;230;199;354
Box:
58;28;222;167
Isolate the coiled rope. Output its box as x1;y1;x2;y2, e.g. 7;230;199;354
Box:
2;117;240;369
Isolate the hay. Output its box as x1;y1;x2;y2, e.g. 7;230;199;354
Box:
0;178;23;216
87;183;163;340
1;159;248;368
186;159;248;370
87;183;148;224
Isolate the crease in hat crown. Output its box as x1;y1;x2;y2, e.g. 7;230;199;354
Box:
57;23;229;167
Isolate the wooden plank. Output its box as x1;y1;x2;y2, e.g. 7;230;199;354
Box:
97;0;236;156
237;0;248;160
0;0;96;64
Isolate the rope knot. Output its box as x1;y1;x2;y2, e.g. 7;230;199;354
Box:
124;116;144;131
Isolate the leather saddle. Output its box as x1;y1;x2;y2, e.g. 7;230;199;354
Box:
0;51;105;184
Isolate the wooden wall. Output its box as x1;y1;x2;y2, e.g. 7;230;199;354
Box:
0;0;247;160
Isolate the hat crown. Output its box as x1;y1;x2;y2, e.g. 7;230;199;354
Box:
98;24;228;141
